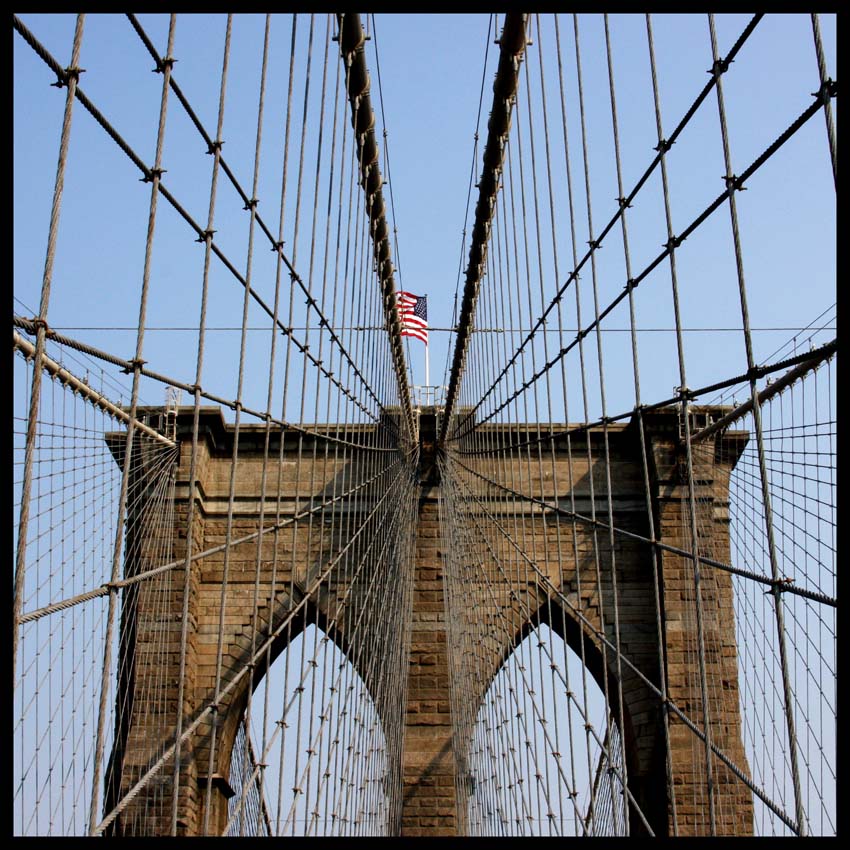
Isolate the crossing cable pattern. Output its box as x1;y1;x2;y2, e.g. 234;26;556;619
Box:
12;12;836;839
439;13;835;837
13;12;417;836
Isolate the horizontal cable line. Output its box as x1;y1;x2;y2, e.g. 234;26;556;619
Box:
454;340;837;457
451;13;764;436
445;457;799;835
691;342;836;443
12;15;386;423
754;305;835;373
91;458;413;835
441;12;529;440
125;13;387;417
44;325;836;334
454;17;837;438
462;63;831;436
449;455;836;608
13;332;176;448
14;316;396;452
18;449;414;625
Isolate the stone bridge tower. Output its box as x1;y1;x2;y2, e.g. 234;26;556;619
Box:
106;404;752;836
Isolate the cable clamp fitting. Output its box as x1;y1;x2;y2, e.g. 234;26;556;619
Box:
140;167;167;184
243;197;259;211
206;139;224;155
812;78;838;105
708;57;730;78
616;195;632;210
768;576;796;594
28;317;52;336
271;240;285;252
723;173;746;194
153;56;176;74
51;65;84;88
195;229;216;244
664;234;683;251
654;137;672;154
120;358;147;375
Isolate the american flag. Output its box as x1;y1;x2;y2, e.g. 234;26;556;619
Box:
397;291;428;344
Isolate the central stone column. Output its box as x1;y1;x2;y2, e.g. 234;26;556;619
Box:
401;409;459;836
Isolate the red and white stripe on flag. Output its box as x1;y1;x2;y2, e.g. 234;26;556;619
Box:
397;291;428;344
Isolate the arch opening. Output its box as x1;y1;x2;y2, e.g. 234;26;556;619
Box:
461;622;626;836
226;622;392;837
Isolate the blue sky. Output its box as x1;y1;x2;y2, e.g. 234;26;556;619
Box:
14;13;836;423
13;13;836;836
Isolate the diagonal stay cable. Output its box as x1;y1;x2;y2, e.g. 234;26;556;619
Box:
454;338;836;458
13;14;385;426
439;457;631;834
444;452;802;834
452;14;825;442
125;13;387;418
19;448;414;625
449;14;764;440
13;315;397;452
452;70;835;442
445;456;653;835
13;332;174;447
449;454;836;608
90;454;414;835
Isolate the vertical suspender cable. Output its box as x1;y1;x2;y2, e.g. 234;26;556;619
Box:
440;14;528;444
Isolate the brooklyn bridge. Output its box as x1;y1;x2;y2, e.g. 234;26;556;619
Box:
13;13;836;837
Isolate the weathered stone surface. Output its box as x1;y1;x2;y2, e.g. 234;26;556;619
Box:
107;406;752;836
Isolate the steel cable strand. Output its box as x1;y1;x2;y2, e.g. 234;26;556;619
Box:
445;452;801;832
14;16;386;428
570;17;631;826
600;13;679;831
452;451;835;606
808;14;837;188
91;455;414;835
454;30;838;442
13;14;85;721
438;458;541;833
89;14;177;834
126;13;389;421
446;450;801;832
442;456;605;832
440;453;648;834
276;488;414;834
297;466;415;834
449;14;765;439
337;13;414;437
441;13;529;441
18;452;406;624
226;463;414;834
707;13;816;833
452;339;838;460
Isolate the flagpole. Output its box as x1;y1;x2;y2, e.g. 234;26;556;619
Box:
425;340;430;403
